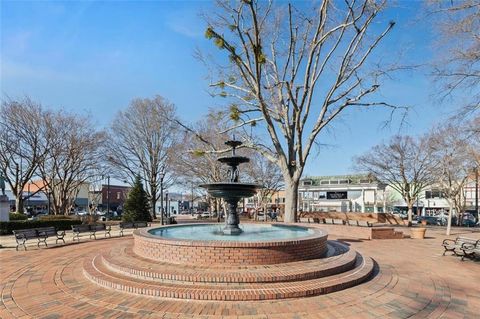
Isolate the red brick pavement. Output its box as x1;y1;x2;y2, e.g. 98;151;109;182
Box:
1;226;479;318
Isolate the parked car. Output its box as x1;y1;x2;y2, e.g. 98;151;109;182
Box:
201;212;211;218
417;216;440;226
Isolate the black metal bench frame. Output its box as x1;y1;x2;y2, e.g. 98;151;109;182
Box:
13;227;66;251
459;241;480;261
119;221;150;237
442;237;479;256
72;224;111;242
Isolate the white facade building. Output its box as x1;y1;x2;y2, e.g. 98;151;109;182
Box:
298;175;388;213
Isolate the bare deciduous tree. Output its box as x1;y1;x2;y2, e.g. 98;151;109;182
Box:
428;0;480;114
0;97;50;213
429;121;479;235
204;0;400;222
107;96;178;219
39;111;105;215
355;135;436;224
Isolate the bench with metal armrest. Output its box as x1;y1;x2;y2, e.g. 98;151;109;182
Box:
119;221;150;237
72;224;111;241
459;241;480;261
13;226;65;251
442;237;479;256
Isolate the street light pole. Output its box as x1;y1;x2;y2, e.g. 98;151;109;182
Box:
107;175;110;214
159;165;165;225
165;190;169;219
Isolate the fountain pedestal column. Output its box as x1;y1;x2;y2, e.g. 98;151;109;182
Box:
223;199;242;235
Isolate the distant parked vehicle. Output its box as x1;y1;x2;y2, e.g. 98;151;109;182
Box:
201;212;210;218
417;216;440;226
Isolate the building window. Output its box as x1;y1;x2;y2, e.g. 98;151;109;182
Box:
303;180;312;186
320;180;329;185
330;180;339;184
339;179;350;184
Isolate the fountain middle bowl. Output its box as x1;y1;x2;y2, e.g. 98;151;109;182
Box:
199;182;262;199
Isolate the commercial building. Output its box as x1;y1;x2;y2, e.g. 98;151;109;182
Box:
298;174;388;213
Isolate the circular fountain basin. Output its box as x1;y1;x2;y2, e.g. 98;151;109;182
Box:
133;223;328;266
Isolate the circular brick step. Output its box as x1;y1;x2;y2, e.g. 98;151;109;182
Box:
101;241;357;284
83;250;375;301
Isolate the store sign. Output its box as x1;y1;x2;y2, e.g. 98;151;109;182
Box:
327;191;347;200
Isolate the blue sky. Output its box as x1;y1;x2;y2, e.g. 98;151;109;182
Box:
1;0;455;177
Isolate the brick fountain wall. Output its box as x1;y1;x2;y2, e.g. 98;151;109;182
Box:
133;224;328;266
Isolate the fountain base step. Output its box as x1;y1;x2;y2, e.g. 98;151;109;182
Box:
222;226;243;235
83;241;375;301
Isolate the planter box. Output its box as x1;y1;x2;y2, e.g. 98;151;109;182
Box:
410;227;426;239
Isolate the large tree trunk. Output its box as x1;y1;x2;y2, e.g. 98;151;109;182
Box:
284;178;299;223
407;202;414;224
15;196;24;214
150;184;157;220
446;204;454;236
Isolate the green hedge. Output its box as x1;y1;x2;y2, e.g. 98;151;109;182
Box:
9;213;29;221
39;215;79;221
0;219;83;235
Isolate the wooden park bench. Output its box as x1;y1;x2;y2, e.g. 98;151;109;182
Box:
442;237;479;256
119;221;150;237
460;241;480;261
332;219;346;225
13;227;66;251
72;224;111;242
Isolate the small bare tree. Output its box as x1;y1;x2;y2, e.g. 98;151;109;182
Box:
427;0;480;115
355;135;436;224
38;111;105;215
0;97;50;213
107;96;179;219
203;0;401;222
429;121;479;235
244;152;284;220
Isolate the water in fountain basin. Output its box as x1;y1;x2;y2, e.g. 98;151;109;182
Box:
148;224;315;242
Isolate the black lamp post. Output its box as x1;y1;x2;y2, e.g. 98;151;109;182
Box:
165;190;169;219
159;165;165;225
475;166;479;221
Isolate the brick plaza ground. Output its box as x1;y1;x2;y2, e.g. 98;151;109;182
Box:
0;223;479;318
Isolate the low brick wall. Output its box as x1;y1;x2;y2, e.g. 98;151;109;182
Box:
305;224;403;240
133;224;328;266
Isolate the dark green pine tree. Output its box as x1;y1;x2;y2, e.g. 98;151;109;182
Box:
122;175;152;222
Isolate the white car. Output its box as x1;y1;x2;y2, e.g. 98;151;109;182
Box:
75;211;88;216
201;212;211;218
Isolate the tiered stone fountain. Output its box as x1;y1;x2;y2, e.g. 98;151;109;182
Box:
82;139;376;302
200;139;260;235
